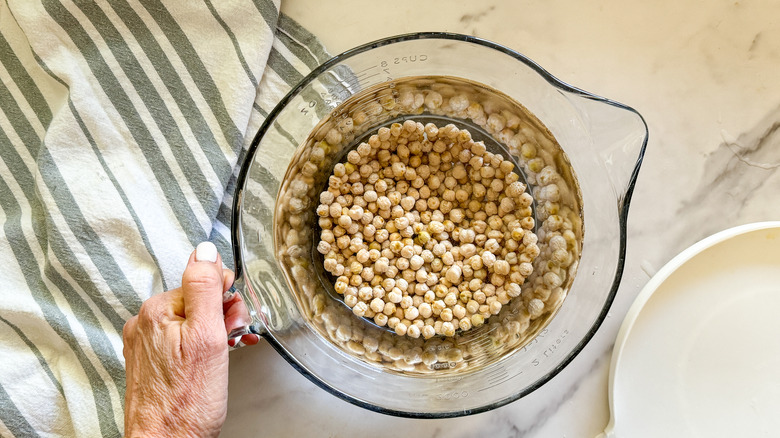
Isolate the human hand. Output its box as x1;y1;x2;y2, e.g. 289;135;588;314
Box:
122;242;257;437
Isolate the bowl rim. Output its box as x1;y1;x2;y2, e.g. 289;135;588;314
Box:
231;31;649;418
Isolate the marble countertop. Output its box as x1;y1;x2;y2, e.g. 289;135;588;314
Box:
224;1;780;436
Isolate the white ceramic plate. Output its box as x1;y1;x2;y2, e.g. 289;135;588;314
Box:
600;222;780;438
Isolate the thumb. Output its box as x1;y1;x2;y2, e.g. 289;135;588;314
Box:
181;241;224;326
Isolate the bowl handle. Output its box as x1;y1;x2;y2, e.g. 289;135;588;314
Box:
223;276;266;349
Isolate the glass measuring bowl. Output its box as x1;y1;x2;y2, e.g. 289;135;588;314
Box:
228;32;648;417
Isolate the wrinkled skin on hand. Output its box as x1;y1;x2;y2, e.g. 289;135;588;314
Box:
122;245;258;437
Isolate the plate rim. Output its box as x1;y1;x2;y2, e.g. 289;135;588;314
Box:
602;220;780;436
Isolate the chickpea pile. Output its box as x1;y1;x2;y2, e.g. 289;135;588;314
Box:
316;119;539;338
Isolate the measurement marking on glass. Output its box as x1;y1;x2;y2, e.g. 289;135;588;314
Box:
353;65;377;75
342;77;362;90
470;337;492;348
356;72;380;82
355;69;377;79
478;372;522;392
485;367;507;378
486;368;509;385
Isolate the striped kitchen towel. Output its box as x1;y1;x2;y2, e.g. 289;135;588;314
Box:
0;1;329;436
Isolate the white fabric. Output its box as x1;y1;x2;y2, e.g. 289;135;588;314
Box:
0;1;328;436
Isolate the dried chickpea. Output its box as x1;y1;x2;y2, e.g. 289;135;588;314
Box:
316;119;542;339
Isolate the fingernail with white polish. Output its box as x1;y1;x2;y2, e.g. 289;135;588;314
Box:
195;241;218;263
